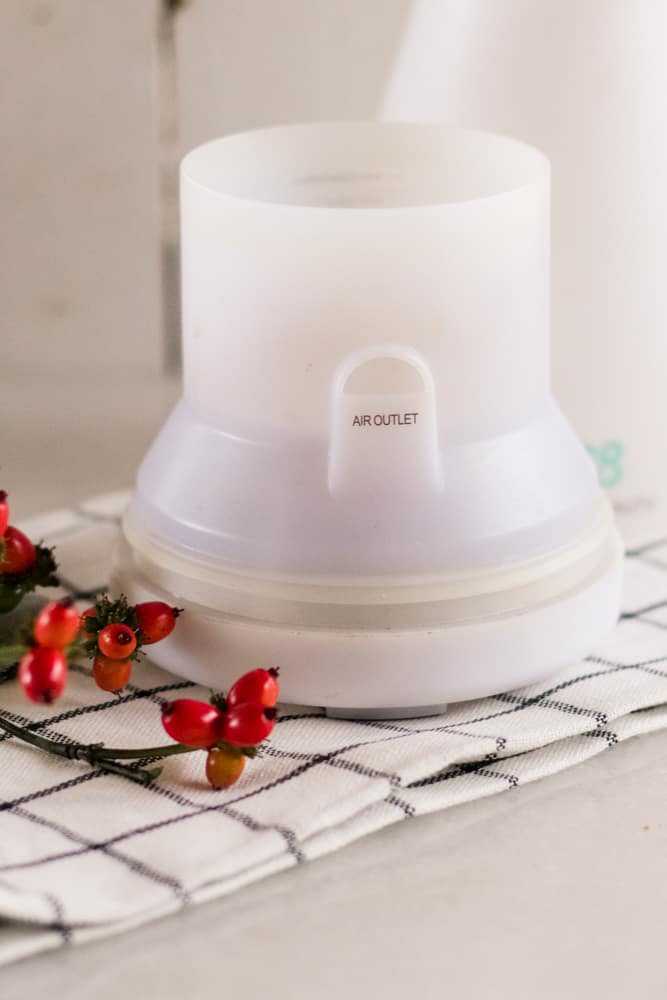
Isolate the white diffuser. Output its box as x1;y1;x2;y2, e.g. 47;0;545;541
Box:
114;122;623;718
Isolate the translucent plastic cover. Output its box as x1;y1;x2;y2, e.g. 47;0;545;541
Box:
132;122;597;583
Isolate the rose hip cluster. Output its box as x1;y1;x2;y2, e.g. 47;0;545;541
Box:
17;596;180;703
161;667;280;789
2;499;281;790
81;597;180;693
19;599;80;703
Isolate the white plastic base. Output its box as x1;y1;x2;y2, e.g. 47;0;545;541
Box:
112;508;623;718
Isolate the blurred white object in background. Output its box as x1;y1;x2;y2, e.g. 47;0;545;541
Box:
382;0;667;531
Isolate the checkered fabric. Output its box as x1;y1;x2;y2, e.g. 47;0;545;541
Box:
1;492;667;966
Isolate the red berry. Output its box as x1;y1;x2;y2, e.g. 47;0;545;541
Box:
19;647;68;703
227;667;280;709
93;654;132;692
0;526;36;575
206;747;245;789
161;699;221;747
220;703;277;747
0;491;9;537
33;599;80;650
135;602;180;644
97;623;137;660
80;607;98;637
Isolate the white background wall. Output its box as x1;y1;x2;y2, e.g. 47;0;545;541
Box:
1;0;163;375
0;0;410;377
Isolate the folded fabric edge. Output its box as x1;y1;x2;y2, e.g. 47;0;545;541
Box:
2;701;667;972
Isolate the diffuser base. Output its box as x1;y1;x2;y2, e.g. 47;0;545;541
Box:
112;507;623;717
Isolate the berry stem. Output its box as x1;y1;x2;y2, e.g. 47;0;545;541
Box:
0;644;28;667
91;742;200;761
0;712;200;785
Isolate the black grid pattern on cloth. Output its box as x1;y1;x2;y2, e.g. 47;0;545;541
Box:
0;496;666;960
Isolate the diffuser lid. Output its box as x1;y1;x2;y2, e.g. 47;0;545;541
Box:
180;122;551;444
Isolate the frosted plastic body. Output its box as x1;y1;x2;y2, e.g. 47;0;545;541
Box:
119;122;622;714
131;122;597;582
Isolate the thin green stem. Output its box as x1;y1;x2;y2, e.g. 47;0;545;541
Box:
91;742;198;760
94;759;163;786
0;644;27;667
0;640;88;669
0;713;199;785
0;713;77;755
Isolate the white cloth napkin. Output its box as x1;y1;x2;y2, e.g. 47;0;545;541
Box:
1;492;667;966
